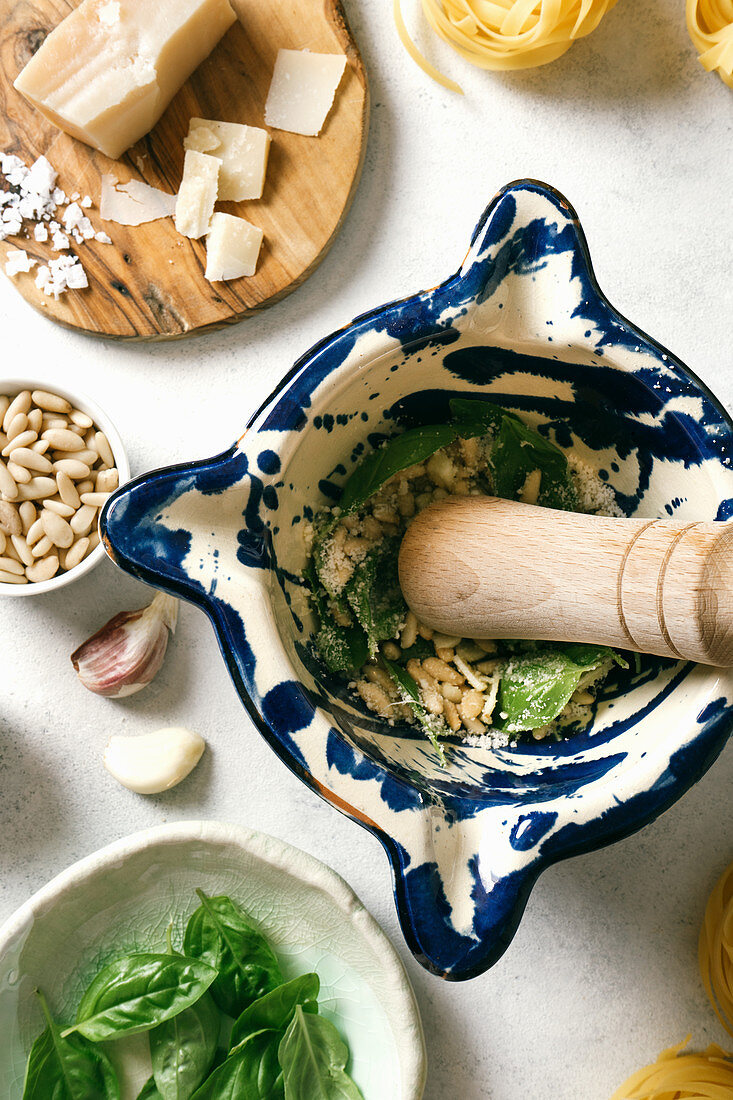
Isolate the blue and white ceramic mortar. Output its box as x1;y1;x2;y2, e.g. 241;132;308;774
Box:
102;180;733;981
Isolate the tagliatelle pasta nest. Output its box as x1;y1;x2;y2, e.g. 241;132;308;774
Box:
686;0;733;87
609;1038;733;1099
394;0;620;92
699;860;733;1035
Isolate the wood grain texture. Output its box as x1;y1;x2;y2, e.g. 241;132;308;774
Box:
0;0;368;339
398;495;733;667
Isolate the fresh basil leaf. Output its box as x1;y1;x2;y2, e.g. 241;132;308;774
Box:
137;1079;163;1099
490;416;577;511
278;1006;363;1100
191;1030;283;1100
449;397;519;437
382;658;447;764
495;645;617;733
338;425;456;515
230;974;319;1051
23;991;119;1100
150;990;219;1100
344;538;406;658
183;892;283;1019
304;564;369;674
70;954;217;1043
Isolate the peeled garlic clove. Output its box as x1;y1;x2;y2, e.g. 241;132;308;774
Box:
104;726;205;794
71;591;178;697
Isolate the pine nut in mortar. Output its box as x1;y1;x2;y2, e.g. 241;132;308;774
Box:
0;386;122;587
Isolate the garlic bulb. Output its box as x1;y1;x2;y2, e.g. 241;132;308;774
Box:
71;591;178;697
104;727;205;794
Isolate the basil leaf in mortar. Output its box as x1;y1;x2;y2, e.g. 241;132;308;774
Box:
150;990;219;1100
383;658;447;764
230;973;320;1051
344;538;406;658
449;396;520;437
338;424;457;515
190;1030;284;1100
278;1006;364;1100
495;644;624;733
183;891;283;1019
304;563;369;674
490;416;577;510
69;954;217;1043
23;991;119;1100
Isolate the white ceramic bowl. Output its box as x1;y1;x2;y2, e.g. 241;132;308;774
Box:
0;821;426;1100
0;377;129;596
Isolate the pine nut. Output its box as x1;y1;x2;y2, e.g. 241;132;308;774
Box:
26;554;59;583
0;397;8;424
30;440;50;455
0;555;24;575
56;472;80;509
423;657;464;685
459;689;485;722
2;430;36;456
70;409;93;429
42;428;84;452
94;431;114;468
3;391;31;432
69;424;86;436
19;501;36;533
31;535;53;558
54;458;91;479
10;447;53;474
63;537;90;570
76;478;94;494
0;459;18;500
41;509;74;548
44;499;76;518
6;413;28;442
70;503;97;536
443;698;461;732
4;539;21;561
27;408;43;433
0;501;21;535
0;569;27;584
0;531;5;554
42;416;68;430
32;390;71;414
26;518;44;545
95;468;119;492
15;477;57;501
80;491;110;508
73;450;99;467
7;462;31;485
400;611;418;650
87;529;100;552
382;641;401;661
10;534;34;566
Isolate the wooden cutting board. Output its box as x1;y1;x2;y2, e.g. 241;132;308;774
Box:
0;0;368;340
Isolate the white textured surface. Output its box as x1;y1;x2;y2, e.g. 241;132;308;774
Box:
1;2;732;1097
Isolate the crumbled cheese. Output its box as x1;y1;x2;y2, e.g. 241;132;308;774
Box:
1;150;111;295
4;248;37;276
568;455;624;516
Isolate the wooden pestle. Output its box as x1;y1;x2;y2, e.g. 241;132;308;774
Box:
397;496;733;667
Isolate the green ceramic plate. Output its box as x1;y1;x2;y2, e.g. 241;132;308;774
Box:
0;821;426;1098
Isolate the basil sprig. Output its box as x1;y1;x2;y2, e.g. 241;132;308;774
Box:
22;891;363;1100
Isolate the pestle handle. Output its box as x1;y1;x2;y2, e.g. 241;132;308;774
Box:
397;496;733;667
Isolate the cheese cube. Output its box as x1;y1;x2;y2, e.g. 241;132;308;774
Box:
14;0;237;160
264;49;347;137
205;212;262;282
175;150;221;238
184;118;270;201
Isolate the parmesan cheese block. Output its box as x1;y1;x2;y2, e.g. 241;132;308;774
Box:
13;0;237;160
184;118;271;201
175;150;221;238
205;212;262;281
264;50;347;137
